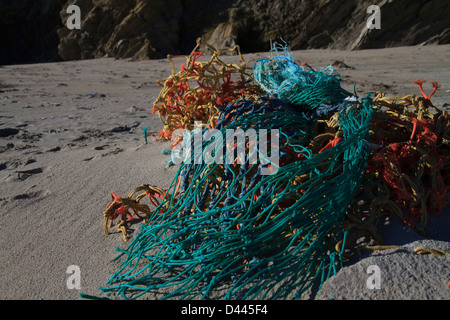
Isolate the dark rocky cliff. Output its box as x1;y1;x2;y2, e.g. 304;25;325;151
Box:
201;0;450;52
0;0;66;65
1;0;449;65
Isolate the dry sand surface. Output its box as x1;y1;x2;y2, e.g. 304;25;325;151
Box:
0;44;449;300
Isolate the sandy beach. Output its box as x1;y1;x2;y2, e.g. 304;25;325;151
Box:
0;44;449;300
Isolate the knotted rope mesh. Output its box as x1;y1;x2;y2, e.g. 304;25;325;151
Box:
342;86;449;252
98;41;449;300
100;95;373;300
152;38;263;141
252;43;351;110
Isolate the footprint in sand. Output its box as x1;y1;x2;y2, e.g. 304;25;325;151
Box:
46;146;61;153
94;145;109;151
15;167;44;181
82;144;122;161
13;190;44;200
1;165;43;182
0;158;36;171
101;147;124;157
0;128;19;138
7;189;51;204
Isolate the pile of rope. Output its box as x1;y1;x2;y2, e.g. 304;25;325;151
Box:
99;41;449;300
342;81;449;253
152;38;264;142
100;94;373;300
252;43;351;110
103;185;167;242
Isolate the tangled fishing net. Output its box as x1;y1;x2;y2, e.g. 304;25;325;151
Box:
252;43;351;110
343;81;449;252
98;40;449;300
151;38;263;142
101;94;372;300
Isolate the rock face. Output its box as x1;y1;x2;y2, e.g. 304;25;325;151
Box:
57;0;236;61
57;0;450;61
0;0;66;65
57;0;177;61
202;0;450;52
1;0;449;65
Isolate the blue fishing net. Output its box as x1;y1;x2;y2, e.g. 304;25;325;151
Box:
253;43;352;110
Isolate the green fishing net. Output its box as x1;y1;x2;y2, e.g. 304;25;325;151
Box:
100;93;373;300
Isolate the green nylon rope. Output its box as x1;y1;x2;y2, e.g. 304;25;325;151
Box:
100;94;373;300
